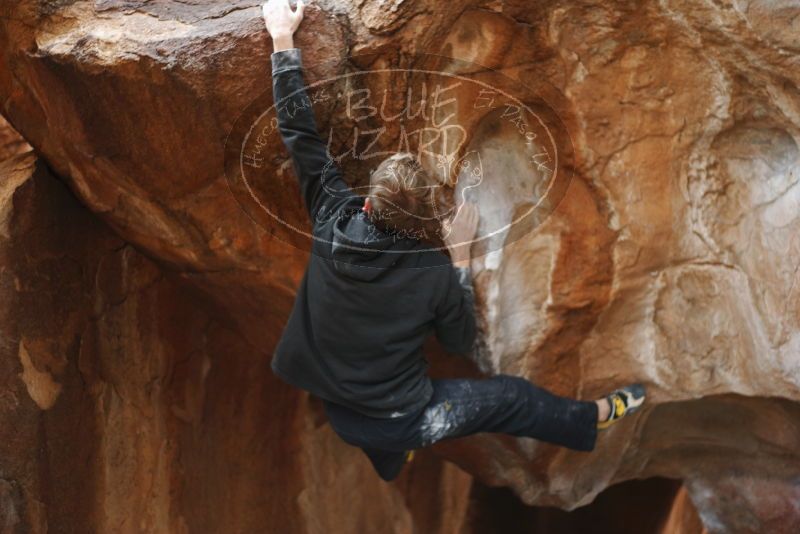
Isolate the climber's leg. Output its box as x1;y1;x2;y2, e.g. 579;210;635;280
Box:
322;375;598;481
322;399;418;481
399;374;599;452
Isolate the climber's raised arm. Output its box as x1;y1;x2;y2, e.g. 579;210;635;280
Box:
262;0;353;221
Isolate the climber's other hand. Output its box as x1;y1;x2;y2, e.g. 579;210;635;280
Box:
443;202;479;268
445;202;479;244
262;0;305;40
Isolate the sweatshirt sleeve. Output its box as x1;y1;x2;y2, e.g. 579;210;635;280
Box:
270;48;354;221
434;265;477;355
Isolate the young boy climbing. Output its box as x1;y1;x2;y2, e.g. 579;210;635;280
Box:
261;0;646;482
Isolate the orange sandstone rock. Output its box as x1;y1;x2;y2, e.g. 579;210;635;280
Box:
1;1;799;532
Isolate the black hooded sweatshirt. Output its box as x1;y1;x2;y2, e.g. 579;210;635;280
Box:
269;48;476;419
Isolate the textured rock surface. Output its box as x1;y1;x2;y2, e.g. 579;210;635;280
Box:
0;124;478;532
0;121;700;533
1;0;799;532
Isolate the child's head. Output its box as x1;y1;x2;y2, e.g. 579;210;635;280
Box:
364;152;448;244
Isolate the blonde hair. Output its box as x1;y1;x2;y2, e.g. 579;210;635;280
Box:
367;153;449;247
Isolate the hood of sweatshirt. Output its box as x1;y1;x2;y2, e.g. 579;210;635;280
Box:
330;209;421;281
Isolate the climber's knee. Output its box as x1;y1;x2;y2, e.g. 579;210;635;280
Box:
495;374;528;405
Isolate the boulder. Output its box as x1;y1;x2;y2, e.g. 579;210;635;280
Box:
1;1;799;532
0;122;478;533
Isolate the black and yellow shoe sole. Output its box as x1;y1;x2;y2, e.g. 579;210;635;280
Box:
597;383;646;429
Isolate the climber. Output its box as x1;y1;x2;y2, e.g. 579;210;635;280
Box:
261;0;647;482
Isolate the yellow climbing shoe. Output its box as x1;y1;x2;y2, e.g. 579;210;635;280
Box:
597;383;646;430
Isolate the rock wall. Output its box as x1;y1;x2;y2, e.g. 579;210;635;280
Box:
0;119;476;532
1;1;799;532
0;115;701;534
